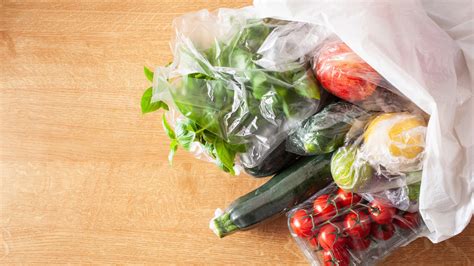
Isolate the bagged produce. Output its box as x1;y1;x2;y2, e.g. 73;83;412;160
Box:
142;10;332;175
330;112;428;193
286;102;371;156
287;183;427;265
141;3;472;263
311;41;419;114
361;181;421;213
253;0;473;243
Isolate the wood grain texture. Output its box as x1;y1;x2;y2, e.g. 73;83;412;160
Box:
0;0;472;265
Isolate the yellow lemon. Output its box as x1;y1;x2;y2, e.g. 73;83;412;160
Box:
362;112;427;172
388;116;426;159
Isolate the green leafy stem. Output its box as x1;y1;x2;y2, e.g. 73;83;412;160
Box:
141;67;243;174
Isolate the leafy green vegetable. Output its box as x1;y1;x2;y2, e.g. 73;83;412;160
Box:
188;72;215;80
169;139;178;163
287;103;369;156
407;181;421;201
141;19;321;174
141;87;169;114
162;114;175;139
144;66;154;82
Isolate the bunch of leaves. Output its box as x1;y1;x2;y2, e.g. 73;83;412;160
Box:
141;67;168;113
141;19;321;174
141;67;245;174
162;115;245;175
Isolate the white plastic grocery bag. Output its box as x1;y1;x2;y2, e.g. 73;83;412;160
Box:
253;0;473;242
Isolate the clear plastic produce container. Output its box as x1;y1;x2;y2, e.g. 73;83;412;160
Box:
287;183;426;266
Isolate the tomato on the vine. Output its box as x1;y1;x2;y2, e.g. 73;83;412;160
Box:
347;237;371;251
371;223;395;240
368;200;396;224
394;212;420;230
335;188;362;207
290;209;314;237
322;248;350;266
318;223;347;250
343;210;371;238
313;194;339;222
308;235;320;249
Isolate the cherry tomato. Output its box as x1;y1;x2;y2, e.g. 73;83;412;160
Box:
347;237;371;251
394;212;421;230
308;235;320;249
335;188;362;207
290;209;314;237
313;194;339;222
343;210;371;238
371;223;395;240
318;223;347;251
368;200;396;224
322;248;350;266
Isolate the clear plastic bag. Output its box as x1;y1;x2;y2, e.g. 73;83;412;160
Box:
149;10;330;174
311;41;420;114
361;181;421;213
286;102;370;156
330;112;427;193
287;183;427;266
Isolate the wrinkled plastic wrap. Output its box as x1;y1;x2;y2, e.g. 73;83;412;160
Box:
287;102;370;156
361;181;421;213
287;183;427;265
312;41;420;114
151;10;329;173
253;0;473;242
330;112;427;193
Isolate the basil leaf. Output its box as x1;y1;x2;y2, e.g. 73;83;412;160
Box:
202;131;217;144
175;119;196;150
168;139;178;164
144;66;154;82
188;72;215;80
162;114;175;139
141;87;169;114
250;71;269;100
293;70;320;100
214;139;236;175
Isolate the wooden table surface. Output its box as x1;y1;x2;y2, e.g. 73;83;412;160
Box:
1;1;473;264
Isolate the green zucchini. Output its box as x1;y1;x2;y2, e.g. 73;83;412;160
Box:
211;154;332;238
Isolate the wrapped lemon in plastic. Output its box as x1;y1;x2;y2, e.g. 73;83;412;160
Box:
361;112;427;173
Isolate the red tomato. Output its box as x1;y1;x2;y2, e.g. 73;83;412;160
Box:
343;210;371;238
290;209;314;237
322;248;350;266
315;42;381;102
313;194;339;222
318;223;347;251
335;188;362;208
368;200;396;224
347;237;371;251
308;235;320;249
394;212;421;230
371;223;395;240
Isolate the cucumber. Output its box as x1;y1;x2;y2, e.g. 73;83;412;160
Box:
242;140;300;177
211;154;332;237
